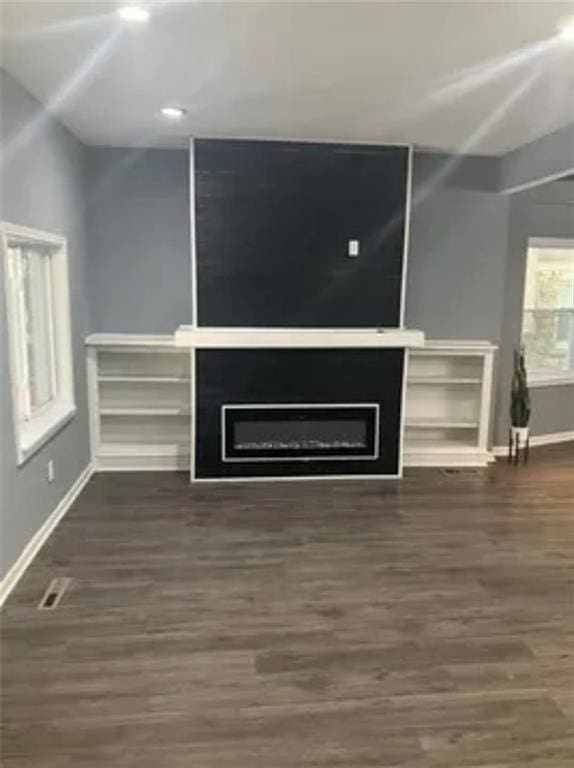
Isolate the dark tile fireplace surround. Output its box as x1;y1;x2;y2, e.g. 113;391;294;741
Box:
190;138;412;480
196;348;404;479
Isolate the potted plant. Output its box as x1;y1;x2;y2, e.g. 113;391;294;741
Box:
509;347;531;462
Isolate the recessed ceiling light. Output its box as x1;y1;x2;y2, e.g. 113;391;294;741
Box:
117;5;150;24
558;17;574;42
161;106;187;121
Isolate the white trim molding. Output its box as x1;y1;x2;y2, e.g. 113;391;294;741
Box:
192;473;401;484
398;348;409;478
492;430;574;456
189;137;198;328
522;237;574;388
528;376;574;388
189;348;197;482
2;222;76;465
188;139;413;332
175;326;424;349
0;463;93;607
400;145;413;328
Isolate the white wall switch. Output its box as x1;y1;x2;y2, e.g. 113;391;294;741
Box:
348;239;360;257
47;460;54;483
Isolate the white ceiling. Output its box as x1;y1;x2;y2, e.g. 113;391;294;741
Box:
1;1;574;155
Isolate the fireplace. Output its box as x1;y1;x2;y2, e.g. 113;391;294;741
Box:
222;404;379;462
191;346;409;479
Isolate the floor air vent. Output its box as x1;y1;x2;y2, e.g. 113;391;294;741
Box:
38;577;72;610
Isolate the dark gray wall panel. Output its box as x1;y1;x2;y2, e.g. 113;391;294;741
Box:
195;139;409;327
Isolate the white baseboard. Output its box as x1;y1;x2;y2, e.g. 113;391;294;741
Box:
0;463;94;607
492;430;574;456
192;473;401;483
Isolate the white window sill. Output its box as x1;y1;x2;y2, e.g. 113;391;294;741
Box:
17;402;76;466
528;376;574;388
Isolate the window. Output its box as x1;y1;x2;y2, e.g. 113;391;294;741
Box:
522;237;574;384
2;223;75;464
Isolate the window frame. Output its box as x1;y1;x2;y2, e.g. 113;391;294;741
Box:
521;236;574;388
2;222;76;465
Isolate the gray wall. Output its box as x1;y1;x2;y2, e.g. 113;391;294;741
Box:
84;145;571;445
1;72;569;584
494;180;574;443
0;70;91;580
406;154;573;445
406;152;509;342
85;146;507;341
85;147;191;333
86;146;505;338
499;123;574;193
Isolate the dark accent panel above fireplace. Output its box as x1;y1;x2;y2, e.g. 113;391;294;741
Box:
194;139;409;328
195;348;404;478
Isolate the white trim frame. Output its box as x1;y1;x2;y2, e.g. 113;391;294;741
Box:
192;473;401;484
397;348;409;478
220;402;380;463
175;326;424;349
1;222;76;465
188;139;415;332
189;138;198;328
400;145;414;328
528;375;574;388
479;345;496;456
86;346;100;462
190;349;197;481
522;236;574;386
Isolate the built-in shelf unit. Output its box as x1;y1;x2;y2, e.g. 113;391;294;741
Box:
404;340;497;467
87;335;496;472
86;335;191;471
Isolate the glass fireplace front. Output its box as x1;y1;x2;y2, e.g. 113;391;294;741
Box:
222;404;379;462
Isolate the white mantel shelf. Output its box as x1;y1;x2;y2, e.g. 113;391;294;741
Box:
174;326;425;349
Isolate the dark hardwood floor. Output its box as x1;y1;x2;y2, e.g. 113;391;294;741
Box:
2;445;573;766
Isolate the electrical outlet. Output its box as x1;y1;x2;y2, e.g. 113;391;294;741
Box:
47;460;54;483
348;239;360;257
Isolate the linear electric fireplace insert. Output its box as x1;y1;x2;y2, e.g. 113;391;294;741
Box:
222;404;379;462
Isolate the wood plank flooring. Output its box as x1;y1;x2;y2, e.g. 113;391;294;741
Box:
1;445;573;766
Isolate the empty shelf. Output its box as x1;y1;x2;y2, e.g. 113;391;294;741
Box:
100;407;190;416
99;375;189;383
99;443;190;457
408;377;481;385
406;417;479;429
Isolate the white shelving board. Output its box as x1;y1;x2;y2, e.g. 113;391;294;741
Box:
86;335;191;471
404;340;497;467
